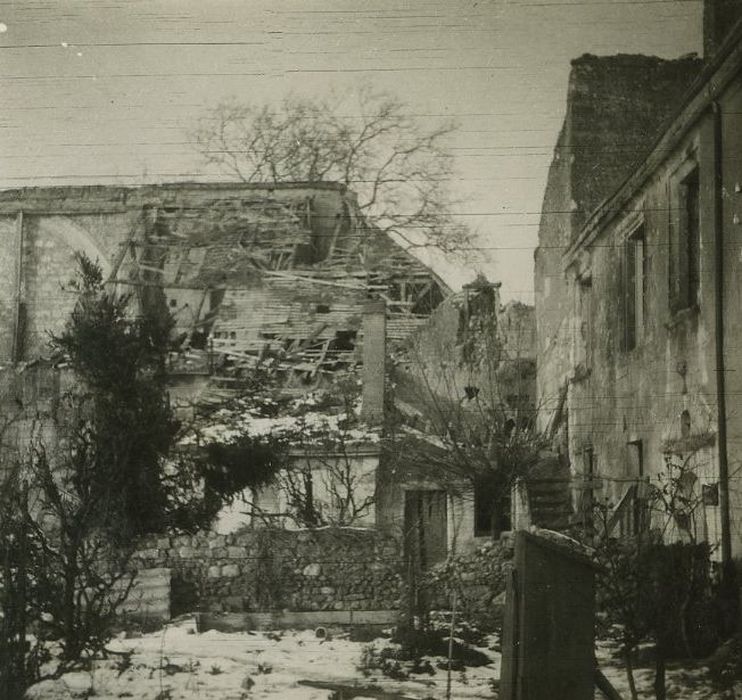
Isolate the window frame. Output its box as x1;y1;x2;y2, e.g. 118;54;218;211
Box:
620;217;647;352
669;159;701;315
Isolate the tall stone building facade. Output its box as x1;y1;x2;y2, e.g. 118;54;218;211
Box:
535;2;742;558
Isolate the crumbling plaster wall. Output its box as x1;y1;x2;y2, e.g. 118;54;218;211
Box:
720;78;742;555
566;74;742;554
534;54;703;437
213;450;380;534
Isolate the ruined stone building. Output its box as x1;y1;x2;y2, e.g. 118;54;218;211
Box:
0;177;542;575
0;181;446;370
0;181;450;529
383;278;545;561
534;0;742;559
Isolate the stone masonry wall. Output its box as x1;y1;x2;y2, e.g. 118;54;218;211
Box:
133;527;403;616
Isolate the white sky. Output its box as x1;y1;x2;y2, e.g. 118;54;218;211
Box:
0;0;702;301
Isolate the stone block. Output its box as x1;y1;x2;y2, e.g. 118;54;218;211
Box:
302;563;321;577
222;564;240;578
207;566;222;579
235;533;256;547
227;545;247;559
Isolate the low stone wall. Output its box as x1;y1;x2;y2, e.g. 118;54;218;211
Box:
423;538;514;630
133;527;403;616
119;567;171;622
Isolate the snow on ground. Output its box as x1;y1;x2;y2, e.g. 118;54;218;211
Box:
595;638;724;699
25;621;499;699
24;621;736;699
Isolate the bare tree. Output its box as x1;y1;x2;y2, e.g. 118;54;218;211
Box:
193;85;473;254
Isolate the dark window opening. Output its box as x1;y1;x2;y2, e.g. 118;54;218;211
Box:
626;440;647;535
670;166;700;313
474;476;511;538
330;330;356;352
209;288;226;312
681;409;691;439
323;330;357;371
686;170;701;307
190;330;208;350
622;224;646;352
411;282;444;315
169;298;178;308
627;439;644;477
316;304;331;314
702;483;719;506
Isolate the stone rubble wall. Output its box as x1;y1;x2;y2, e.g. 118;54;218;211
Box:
133;527;404;616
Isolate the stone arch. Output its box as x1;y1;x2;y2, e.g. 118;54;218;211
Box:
37;216;112;278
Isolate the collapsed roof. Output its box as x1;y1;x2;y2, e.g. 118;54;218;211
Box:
0;182;450;392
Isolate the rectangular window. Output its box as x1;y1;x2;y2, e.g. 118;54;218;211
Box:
670;166;700;313
622;224;646;351
627;439;644;478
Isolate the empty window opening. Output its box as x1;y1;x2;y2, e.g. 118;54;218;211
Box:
627;439;644;477
322;330;357;372
331;330;356;352
702;483;719;506
209;289;226;312
670;166;700;313
190;330;207;350
474;475;511;538
622;223;646;351
681;409;691;439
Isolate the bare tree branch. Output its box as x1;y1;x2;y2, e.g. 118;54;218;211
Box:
192;85;473;256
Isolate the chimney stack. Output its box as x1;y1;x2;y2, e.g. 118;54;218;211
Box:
704;0;742;59
361;299;386;424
